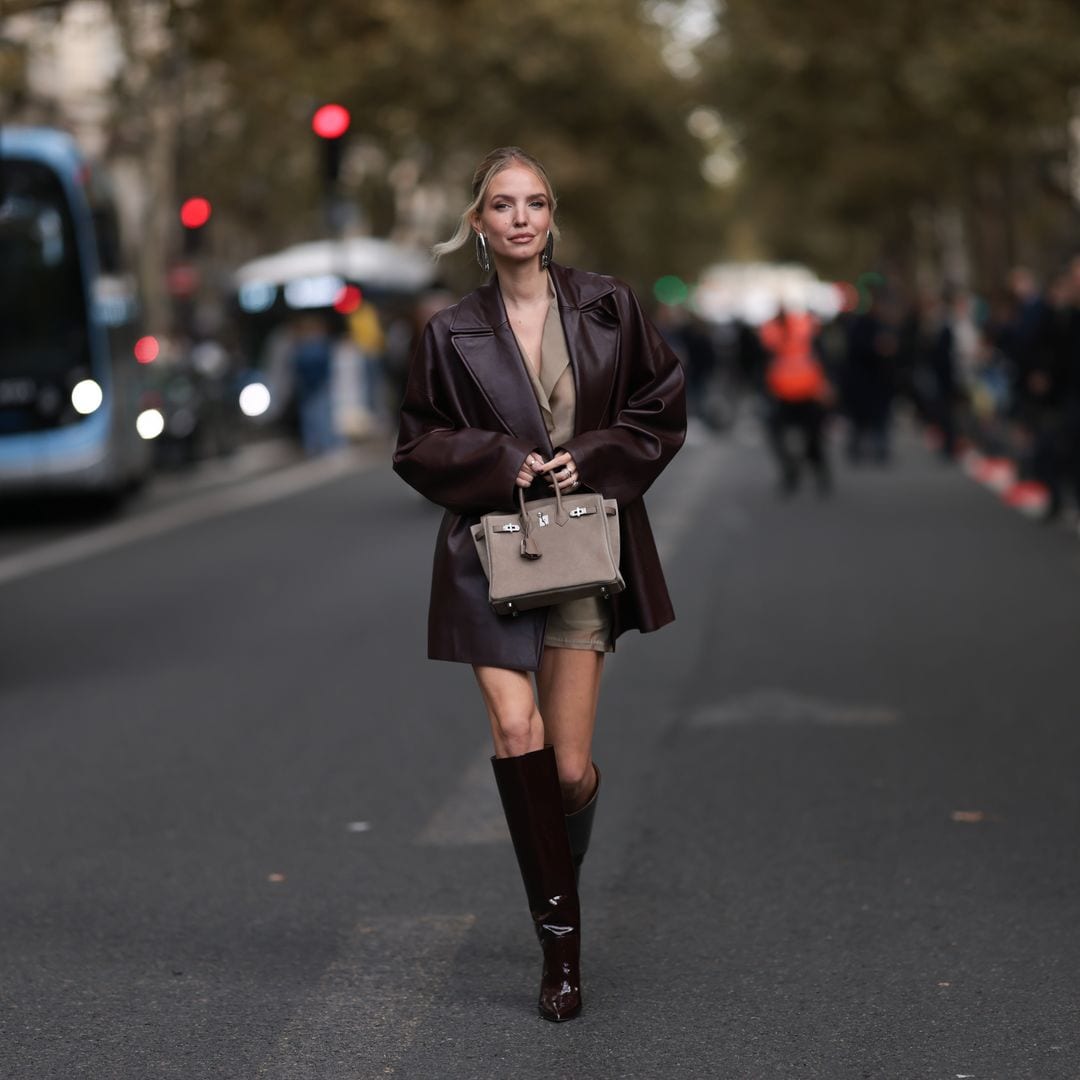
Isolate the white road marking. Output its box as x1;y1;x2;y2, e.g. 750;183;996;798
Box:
255;914;475;1078
416;748;507;846
654;437;746;564
691;688;900;728
0;447;377;589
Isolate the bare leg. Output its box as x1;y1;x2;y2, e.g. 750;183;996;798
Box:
473;665;545;758
474;650;604;801
536;647;604;811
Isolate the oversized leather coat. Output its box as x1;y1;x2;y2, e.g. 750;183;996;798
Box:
393;262;686;671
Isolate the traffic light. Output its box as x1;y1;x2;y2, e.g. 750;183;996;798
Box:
312;104;351;186
180;196;212;254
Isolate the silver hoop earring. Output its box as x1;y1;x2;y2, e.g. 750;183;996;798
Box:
540;231;554;270
475;233;491;273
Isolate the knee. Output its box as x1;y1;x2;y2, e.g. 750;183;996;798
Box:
491;707;543;757
555;752;594;799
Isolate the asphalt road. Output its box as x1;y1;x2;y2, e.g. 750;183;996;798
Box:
1;424;1079;1080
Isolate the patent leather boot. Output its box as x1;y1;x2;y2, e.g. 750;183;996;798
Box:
491;746;582;1022
565;763;601;886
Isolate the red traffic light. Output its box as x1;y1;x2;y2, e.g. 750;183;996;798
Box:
180;197;212;229
134;336;160;364
312;104;351;140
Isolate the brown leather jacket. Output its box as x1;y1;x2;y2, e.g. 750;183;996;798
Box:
393;262;686;670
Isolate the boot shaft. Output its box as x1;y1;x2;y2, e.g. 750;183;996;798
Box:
491;746;579;925
565;763;601;880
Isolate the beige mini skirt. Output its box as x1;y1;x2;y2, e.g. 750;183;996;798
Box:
544;594;614;653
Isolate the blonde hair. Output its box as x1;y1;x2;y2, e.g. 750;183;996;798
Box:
432;146;559;260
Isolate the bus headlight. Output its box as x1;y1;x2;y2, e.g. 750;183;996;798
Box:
239;382;271;418
71;379;104;415
136;408;165;440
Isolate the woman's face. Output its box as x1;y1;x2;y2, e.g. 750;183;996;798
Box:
472;164;553;269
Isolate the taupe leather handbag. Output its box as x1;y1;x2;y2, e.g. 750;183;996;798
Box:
471;482;624;616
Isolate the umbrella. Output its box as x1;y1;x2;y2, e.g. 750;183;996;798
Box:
234;237;436;293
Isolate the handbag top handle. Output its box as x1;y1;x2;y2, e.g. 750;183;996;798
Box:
517;475;571;558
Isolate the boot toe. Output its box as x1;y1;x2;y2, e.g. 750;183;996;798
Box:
538;983;582;1022
538;944;581;1021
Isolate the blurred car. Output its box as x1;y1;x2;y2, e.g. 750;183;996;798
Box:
143;335;241;466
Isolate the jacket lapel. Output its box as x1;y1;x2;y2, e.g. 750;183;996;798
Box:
450;283;552;453
449;264;619;449
549;264;619;436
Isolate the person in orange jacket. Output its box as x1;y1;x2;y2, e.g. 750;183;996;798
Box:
759;306;833;494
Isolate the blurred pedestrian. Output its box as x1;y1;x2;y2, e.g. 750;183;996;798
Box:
289;314;340;455
1048;257;1080;522
654;304;719;435
998;267;1045;390
759;305;832;494
968;325;1012;455
394;147;685;1022
909;289;961;459
1025;272;1072;519
349;298;387;429
383;287;456;420
841;293;898;464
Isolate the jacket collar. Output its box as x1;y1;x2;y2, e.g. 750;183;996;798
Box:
449;262;616;334
449;262;619;450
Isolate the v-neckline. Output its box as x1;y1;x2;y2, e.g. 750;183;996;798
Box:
505;279;556;379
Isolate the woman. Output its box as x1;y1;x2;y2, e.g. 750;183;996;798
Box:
393;147;685;1022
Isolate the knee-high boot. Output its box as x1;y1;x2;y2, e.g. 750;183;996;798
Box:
565;763;601;885
491;746;582;1022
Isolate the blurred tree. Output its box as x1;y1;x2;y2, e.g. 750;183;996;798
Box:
2;0;74;11
702;0;1080;292
135;0;730;291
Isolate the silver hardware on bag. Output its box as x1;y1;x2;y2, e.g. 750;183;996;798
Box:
497;523;521;533
568;506;590;518
537;511;550;527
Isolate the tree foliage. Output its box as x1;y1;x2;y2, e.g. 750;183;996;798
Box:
702;0;1080;290
137;0;727;291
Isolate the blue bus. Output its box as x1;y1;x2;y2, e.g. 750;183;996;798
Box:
0;127;153;500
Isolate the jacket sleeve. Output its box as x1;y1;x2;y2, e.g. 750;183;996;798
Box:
393;319;536;517
560;283;686;505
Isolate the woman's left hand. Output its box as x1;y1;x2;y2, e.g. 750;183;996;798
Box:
534;451;581;492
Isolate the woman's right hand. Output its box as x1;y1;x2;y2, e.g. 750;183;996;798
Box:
515;453;545;489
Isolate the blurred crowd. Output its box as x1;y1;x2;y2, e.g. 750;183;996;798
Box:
819;261;1080;523
656;262;1080;522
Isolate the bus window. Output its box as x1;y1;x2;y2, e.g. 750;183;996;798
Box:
0;159;92;432
86;164;123;275
92;204;121;275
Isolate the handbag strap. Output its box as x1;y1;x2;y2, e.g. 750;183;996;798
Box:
516;477;568;559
